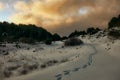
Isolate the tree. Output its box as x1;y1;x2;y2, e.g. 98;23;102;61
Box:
68;30;81;38
86;27;100;35
0;22;54;43
108;15;120;29
108;14;120;39
61;36;68;40
52;33;61;41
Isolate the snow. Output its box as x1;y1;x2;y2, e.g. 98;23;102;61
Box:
0;32;120;80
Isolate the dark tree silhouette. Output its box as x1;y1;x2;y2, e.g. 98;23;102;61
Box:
87;27;100;35
52;33;61;41
0;22;53;43
108;14;120;39
68;30;87;38
108;15;120;29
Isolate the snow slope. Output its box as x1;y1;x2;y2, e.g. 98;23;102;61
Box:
3;35;120;80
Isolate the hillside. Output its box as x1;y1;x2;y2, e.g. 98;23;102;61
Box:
0;22;55;43
0;15;120;80
0;30;120;80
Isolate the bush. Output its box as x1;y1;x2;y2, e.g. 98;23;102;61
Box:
20;69;28;75
108;30;120;39
41;64;46;69
64;37;83;46
45;39;52;45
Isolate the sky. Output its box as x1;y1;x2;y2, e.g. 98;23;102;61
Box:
0;0;120;35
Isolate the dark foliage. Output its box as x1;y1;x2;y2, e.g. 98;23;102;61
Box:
68;27;100;38
108;15;120;29
108;30;120;39
52;33;61;41
68;30;87;38
64;37;83;46
0;22;53;43
108;14;120;39
61;36;68;40
45;39;52;45
86;27;101;35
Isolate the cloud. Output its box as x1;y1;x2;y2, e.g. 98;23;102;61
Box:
0;2;3;11
14;1;31;11
10;0;120;35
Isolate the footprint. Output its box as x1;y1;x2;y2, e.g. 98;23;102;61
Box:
63;70;71;75
56;77;62;80
89;56;92;63
88;61;91;66
82;64;88;69
72;68;80;72
55;74;62;80
55;74;62;77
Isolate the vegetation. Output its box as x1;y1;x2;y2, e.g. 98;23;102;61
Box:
108;30;120;39
0;21;102;43
108;15;120;29
64;37;83;46
108;14;120;39
0;22;53;43
2;14;120;43
68;27;101;38
61;36;68;40
45;38;52;45
68;30;86;38
52;33;61;41
86;27;101;35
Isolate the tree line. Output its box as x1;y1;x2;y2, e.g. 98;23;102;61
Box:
0;21;102;43
68;27;101;38
0;14;120;43
0;22;61;43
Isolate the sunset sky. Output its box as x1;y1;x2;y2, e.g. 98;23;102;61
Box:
0;0;120;35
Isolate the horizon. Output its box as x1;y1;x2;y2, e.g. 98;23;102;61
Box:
0;0;120;35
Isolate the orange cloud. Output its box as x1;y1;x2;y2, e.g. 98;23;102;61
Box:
10;0;120;35
0;2;3;11
14;1;31;11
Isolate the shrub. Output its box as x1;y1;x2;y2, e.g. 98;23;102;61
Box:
41;64;46;69
45;39;52;45
64;37;83;46
20;69;28;75
61;59;68;63
108;30;120;39
27;63;38;70
46;60;58;66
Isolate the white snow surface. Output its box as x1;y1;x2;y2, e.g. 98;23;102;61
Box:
0;35;120;80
